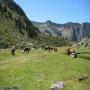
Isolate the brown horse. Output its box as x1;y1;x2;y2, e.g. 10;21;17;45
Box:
44;46;51;51
11;46;16;55
53;47;58;52
66;48;77;58
23;47;30;53
66;48;71;55
44;46;57;52
67;48;76;54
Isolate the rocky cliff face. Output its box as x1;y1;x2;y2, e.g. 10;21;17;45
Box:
33;20;90;42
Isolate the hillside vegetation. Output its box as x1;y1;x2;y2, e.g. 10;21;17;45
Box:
36;35;69;47
0;0;39;48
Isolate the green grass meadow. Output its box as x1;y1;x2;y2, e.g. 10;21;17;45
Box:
0;48;90;90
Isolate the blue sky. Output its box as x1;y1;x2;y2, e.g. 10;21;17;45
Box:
15;0;90;23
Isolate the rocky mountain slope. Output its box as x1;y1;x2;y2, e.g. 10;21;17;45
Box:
33;20;90;42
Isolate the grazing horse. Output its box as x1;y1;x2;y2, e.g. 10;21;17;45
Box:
66;48;77;58
11;46;16;55
66;48;71;55
44;46;50;51
53;47;58;52
23;47;30;53
44;46;58;52
66;48;76;55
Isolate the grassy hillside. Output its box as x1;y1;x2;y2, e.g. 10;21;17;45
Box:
36;35;69;47
0;48;90;90
0;0;39;48
77;39;90;49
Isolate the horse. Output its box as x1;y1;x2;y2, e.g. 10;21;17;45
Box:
66;48;71;55
44;46;58;52
11;46;16;55
66;47;77;58
44;46;51;51
53;47;58;52
23;47;30;53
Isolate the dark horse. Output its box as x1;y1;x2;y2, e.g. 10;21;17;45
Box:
44;46;57;52
11;46;16;55
23;47;30;53
44;46;51;51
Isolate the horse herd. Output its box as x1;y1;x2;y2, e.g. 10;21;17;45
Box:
11;47;31;55
10;46;58;55
10;46;77;58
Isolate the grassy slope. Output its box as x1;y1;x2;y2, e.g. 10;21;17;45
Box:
0;18;26;45
0;48;90;90
0;0;39;48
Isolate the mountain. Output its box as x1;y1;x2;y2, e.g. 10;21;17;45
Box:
33;20;90;42
0;0;39;48
0;0;82;48
0;0;69;48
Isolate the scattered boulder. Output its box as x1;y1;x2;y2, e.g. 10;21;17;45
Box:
50;81;65;90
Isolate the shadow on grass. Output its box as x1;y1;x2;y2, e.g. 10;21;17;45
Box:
76;52;90;60
77;52;90;54
78;57;90;60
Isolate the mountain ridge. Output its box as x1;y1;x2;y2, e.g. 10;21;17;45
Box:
32;20;90;42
